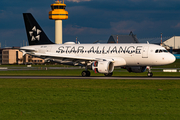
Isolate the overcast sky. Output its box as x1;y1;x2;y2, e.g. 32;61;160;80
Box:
0;0;180;47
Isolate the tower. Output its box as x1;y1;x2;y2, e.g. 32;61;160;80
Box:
49;0;68;44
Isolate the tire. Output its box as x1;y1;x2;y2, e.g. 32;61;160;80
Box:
147;72;153;77
86;71;91;77
81;71;91;77
81;71;87;77
104;72;113;77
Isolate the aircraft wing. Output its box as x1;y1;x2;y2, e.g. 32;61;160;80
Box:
20;48;37;52
38;53;97;60
34;53;108;64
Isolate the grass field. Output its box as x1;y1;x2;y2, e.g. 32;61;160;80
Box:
0;60;179;119
0;79;180;120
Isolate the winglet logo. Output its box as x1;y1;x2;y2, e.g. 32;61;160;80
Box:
29;26;42;41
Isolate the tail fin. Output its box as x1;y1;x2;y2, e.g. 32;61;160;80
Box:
23;13;54;45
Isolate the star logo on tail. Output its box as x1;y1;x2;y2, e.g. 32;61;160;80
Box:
29;26;42;41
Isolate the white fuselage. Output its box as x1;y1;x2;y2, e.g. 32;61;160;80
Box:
20;43;176;67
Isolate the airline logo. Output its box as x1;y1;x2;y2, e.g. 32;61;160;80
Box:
29;26;41;41
56;46;143;54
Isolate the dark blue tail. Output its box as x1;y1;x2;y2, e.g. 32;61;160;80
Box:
23;13;54;45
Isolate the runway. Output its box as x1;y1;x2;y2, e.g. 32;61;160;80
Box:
0;76;180;80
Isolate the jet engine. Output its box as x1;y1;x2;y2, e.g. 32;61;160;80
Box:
92;61;114;74
126;66;147;73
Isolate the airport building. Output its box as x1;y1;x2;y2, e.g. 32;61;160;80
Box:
0;49;2;65
1;47;23;65
107;32;139;43
0;47;45;65
23;54;44;64
138;36;180;54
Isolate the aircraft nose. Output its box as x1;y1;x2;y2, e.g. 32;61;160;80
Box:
168;54;176;64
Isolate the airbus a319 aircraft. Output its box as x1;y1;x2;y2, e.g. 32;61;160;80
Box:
20;13;176;77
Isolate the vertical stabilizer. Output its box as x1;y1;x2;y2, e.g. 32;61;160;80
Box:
23;13;54;45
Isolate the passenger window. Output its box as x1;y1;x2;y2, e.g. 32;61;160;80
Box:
155;50;158;53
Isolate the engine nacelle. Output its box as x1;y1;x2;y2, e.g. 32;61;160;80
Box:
92;61;114;74
126;66;147;73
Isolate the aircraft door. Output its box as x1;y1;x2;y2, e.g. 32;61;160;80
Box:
142;46;149;58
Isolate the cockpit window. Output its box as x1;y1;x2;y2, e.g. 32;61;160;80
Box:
163;50;168;53
155;49;168;53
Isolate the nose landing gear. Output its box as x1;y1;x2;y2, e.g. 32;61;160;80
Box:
147;72;153;77
147;66;153;77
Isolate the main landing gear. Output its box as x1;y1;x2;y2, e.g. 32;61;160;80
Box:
104;73;113;77
81;71;91;77
81;71;113;77
147;66;153;77
81;64;91;77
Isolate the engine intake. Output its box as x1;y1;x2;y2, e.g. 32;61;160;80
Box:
92;61;114;74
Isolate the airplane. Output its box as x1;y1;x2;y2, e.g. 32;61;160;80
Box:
20;13;176;77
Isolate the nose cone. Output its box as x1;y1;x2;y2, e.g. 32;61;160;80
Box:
168;54;176;64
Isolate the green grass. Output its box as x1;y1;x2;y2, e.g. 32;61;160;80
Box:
0;79;180;120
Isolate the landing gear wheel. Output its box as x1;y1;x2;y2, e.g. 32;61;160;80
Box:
147;72;153;77
86;71;91;77
147;66;153;77
81;71;91;77
104;72;113;77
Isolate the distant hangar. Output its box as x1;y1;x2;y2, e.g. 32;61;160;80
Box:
138;36;180;54
107;32;139;43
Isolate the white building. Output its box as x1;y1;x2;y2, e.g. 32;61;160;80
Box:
163;36;180;50
138;36;180;53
